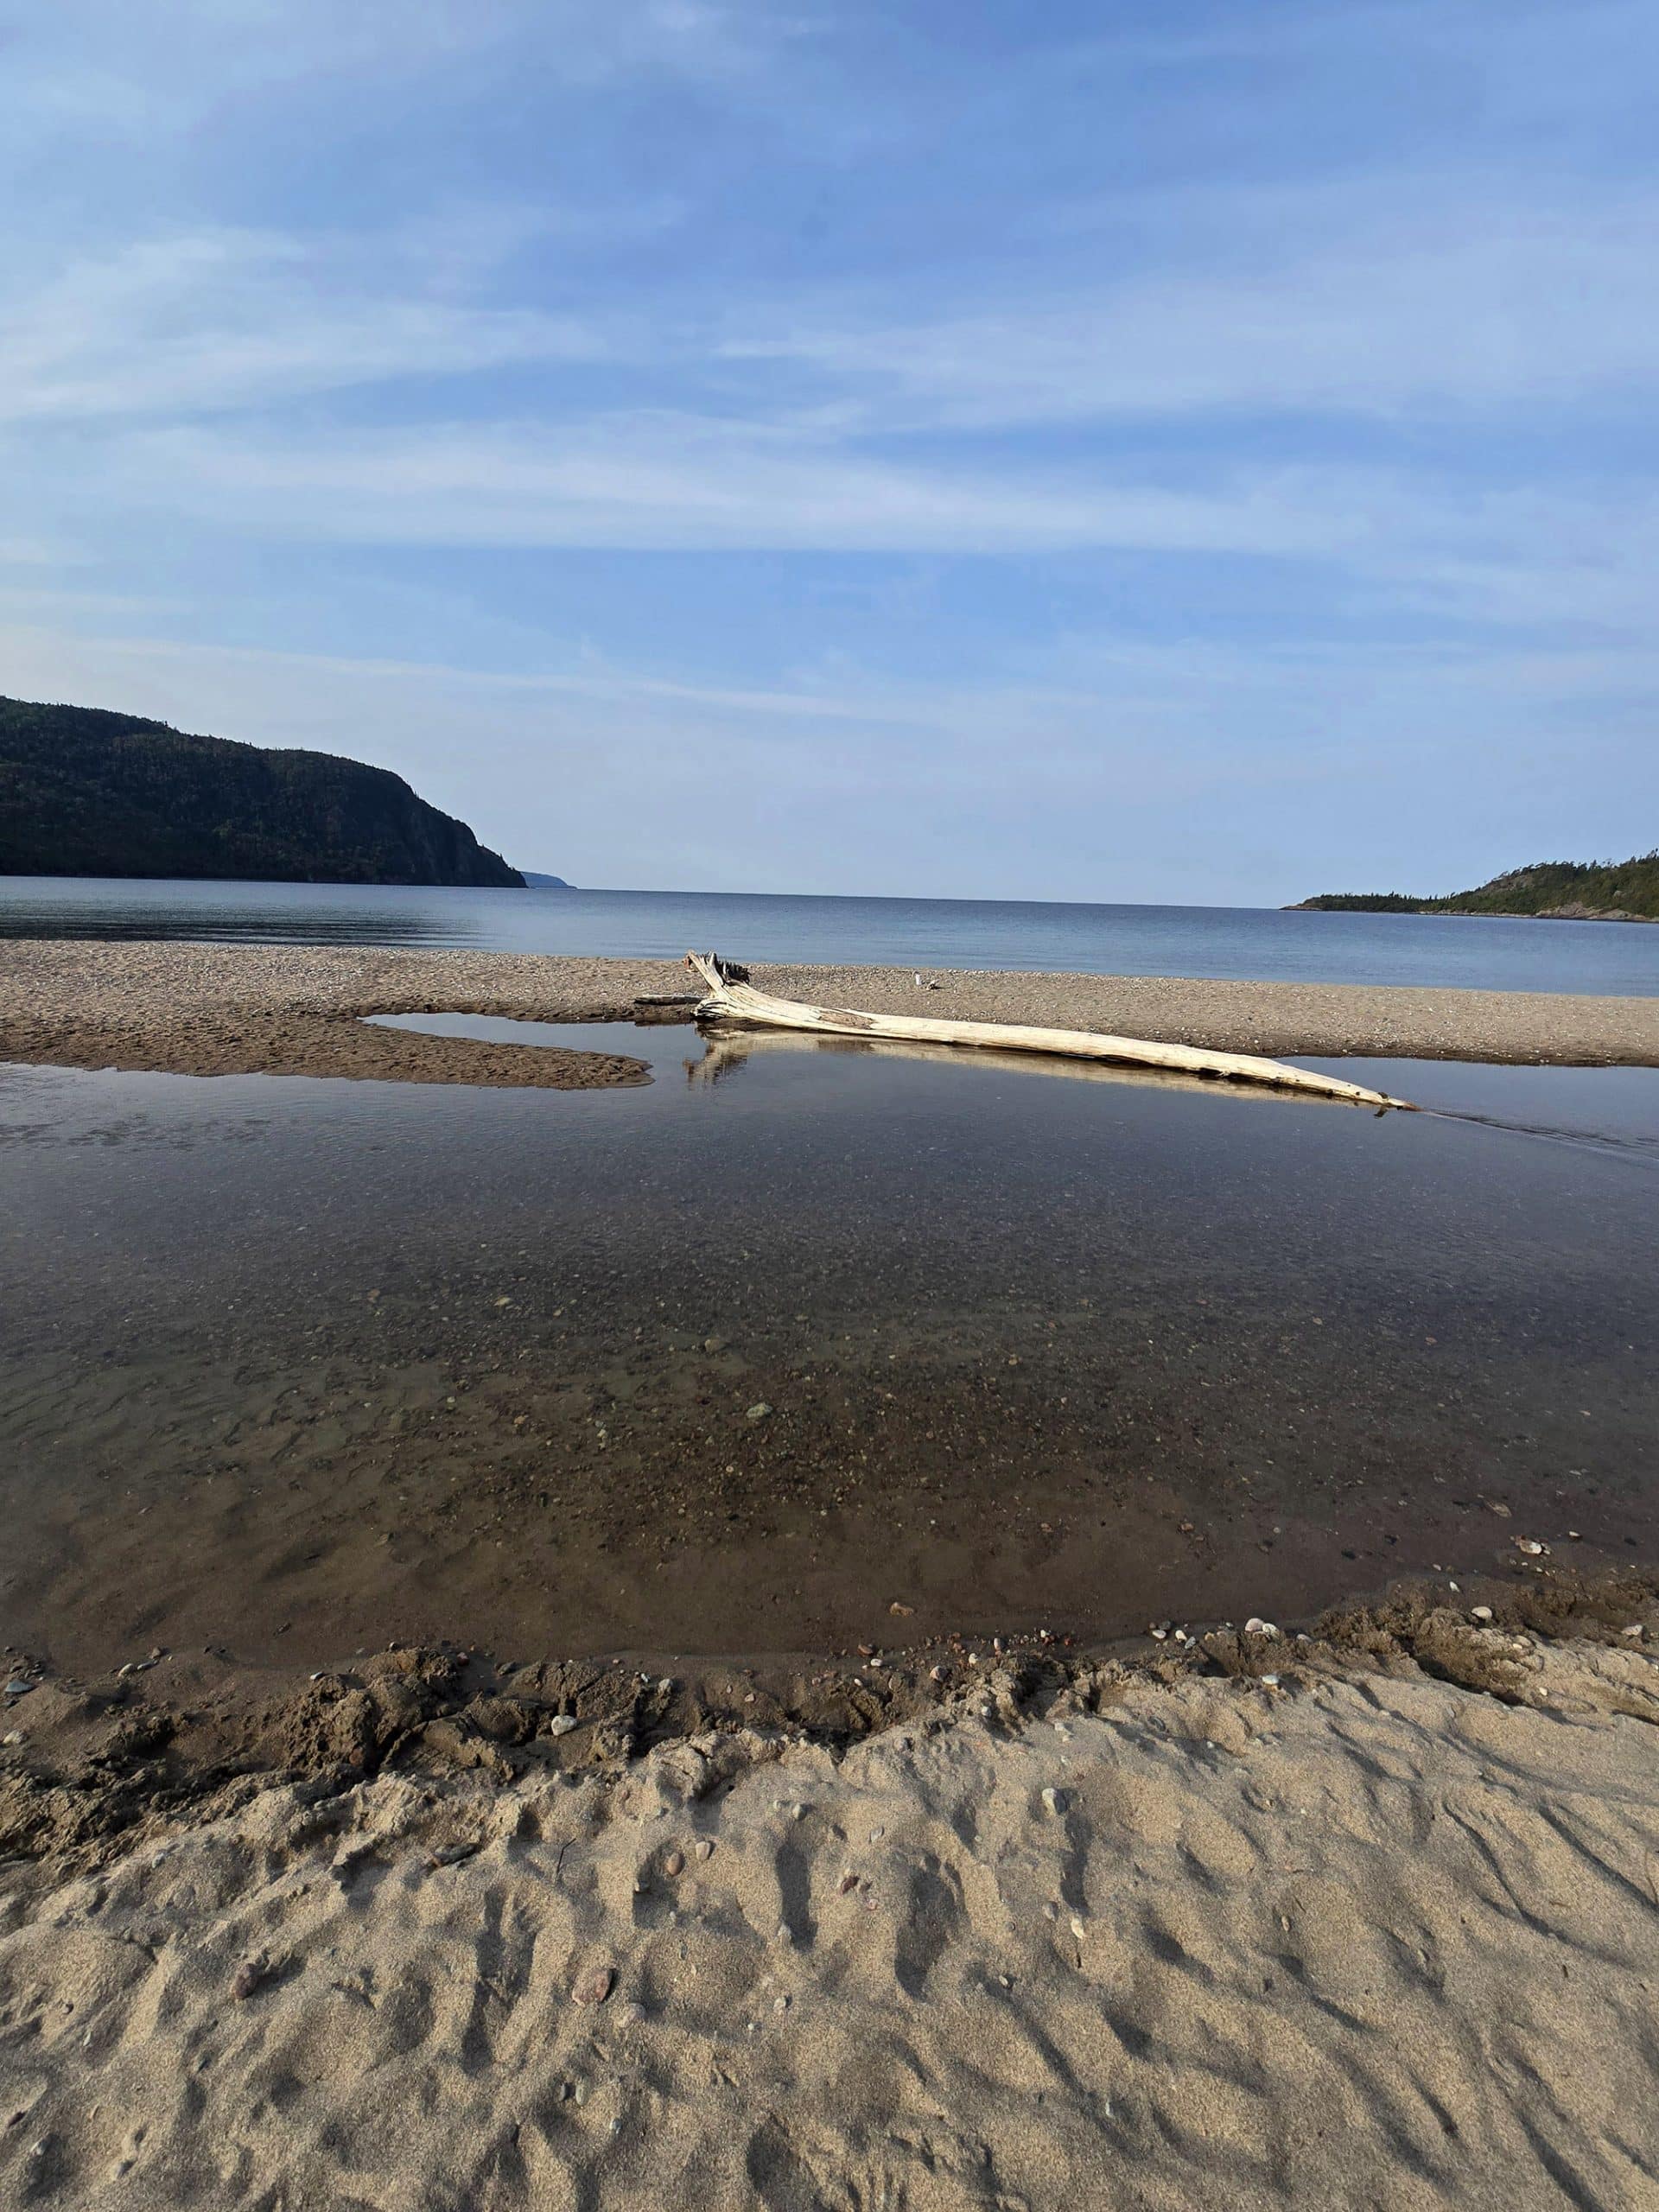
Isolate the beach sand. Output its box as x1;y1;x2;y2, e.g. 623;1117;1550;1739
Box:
3;1626;1658;2209
3;940;1657;1086
5;937;1658;2205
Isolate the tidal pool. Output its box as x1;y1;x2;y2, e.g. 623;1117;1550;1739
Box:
2;1023;1655;1671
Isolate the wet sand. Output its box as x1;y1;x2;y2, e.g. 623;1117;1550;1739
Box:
3;938;1658;1084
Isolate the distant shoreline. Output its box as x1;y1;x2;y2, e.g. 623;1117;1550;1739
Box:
1290;850;1659;923
1288;899;1656;923
4;940;1658;1082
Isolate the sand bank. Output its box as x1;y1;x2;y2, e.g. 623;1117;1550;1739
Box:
3;940;1657;1086
3;1623;1658;2209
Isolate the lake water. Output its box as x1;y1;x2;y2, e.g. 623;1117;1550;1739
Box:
3;875;1657;994
3;1022;1655;1672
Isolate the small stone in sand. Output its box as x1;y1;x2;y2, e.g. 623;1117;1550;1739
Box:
746;1402;772;1421
548;1714;578;1737
230;1961;265;2000
1040;1787;1067;1815
573;1966;615;2006
1471;1605;1495;1623
695;1839;714;1862
664;1850;684;1878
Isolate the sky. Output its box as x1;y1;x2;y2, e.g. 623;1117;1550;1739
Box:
2;0;1656;903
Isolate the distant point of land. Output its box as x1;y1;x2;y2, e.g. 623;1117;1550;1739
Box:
0;694;529;888
521;871;574;888
1290;852;1659;923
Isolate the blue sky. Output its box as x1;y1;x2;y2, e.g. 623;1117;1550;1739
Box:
2;0;1656;900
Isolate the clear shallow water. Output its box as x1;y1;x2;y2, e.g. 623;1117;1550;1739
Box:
4;875;1657;994
3;1030;1655;1669
372;1014;1659;1157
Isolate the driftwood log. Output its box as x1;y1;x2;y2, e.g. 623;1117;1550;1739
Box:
684;952;1415;1111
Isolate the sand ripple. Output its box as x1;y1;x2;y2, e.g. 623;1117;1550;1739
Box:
4;1648;1658;2207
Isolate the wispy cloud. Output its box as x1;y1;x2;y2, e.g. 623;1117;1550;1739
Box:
0;231;605;423
83;413;1363;555
1;1;798;152
722;190;1659;427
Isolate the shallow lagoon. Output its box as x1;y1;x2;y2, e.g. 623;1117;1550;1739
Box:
2;1024;1655;1671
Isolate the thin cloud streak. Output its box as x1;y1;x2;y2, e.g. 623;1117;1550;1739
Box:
0;232;606;424
723;196;1659;426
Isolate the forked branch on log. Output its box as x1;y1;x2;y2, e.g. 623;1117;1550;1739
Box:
684;951;1415;1111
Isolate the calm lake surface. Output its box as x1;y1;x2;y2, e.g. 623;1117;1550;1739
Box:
4;875;1658;994
3;1022;1655;1670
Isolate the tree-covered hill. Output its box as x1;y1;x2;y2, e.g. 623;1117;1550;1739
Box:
0;696;524;887
1293;853;1659;922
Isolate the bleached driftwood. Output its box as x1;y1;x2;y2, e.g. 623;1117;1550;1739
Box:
687;1027;1356;1103
684;952;1415;1110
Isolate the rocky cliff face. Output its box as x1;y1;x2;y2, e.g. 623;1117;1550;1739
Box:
0;696;524;887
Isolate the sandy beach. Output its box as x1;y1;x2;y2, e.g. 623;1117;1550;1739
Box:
5;935;1658;2206
3;1618;1658;2209
3;940;1658;1088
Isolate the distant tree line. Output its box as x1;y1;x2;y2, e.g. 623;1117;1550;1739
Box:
1294;853;1659;921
